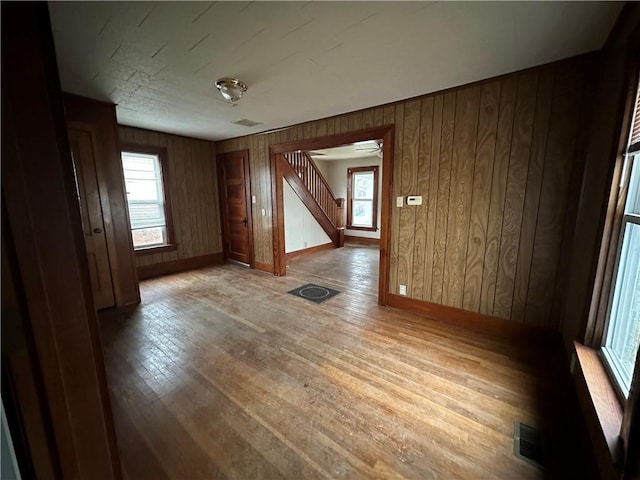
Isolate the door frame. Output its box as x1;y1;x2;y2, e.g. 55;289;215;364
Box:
269;125;395;306
216;149;255;268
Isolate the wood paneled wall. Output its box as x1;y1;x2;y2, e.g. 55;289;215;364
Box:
118;126;222;268
216;55;593;328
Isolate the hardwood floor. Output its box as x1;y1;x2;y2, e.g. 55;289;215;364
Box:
286;243;380;297
100;246;594;479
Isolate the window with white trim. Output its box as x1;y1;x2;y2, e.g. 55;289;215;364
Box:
602;153;640;398
121;149;171;250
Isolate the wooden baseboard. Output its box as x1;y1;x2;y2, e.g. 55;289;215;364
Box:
286;242;334;260
386;293;556;345
254;261;274;273
138;253;224;280
344;235;380;246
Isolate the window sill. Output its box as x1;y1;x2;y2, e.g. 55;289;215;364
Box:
573;342;624;467
346;226;378;232
134;244;178;256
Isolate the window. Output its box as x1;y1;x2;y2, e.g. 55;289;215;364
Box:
347;166;379;231
121;146;173;250
602;154;640;398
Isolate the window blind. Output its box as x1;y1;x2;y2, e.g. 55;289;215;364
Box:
628;81;640;153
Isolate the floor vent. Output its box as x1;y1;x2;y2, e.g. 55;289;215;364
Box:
513;421;544;468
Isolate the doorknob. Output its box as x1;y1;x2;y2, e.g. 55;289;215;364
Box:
93;227;102;234
242;217;248;227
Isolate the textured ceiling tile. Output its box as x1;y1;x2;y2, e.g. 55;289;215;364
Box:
50;1;623;141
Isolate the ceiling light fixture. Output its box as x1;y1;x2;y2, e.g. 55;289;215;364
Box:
215;78;247;104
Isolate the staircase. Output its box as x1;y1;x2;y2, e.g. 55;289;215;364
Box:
279;151;345;247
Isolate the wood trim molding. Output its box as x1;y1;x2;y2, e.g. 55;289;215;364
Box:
573;342;624;479
254;261;274;273
344;235;380;245
134;244;178;256
121;143;176;250
137;253;224;280
386;294;557;345
346;165;379;231
270;125;394;306
286;242;334;260
270;151;285;276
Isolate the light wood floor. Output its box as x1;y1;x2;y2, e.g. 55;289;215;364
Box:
100;245;593;479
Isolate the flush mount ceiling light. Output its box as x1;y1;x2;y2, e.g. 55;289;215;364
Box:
215;78;247;104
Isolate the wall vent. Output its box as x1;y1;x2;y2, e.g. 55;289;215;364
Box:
233;118;263;127
513;421;544;468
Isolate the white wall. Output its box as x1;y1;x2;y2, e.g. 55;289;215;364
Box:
314;159;331;179
322;155;382;239
283;179;331;253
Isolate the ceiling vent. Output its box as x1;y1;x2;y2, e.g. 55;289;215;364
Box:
233;118;263;128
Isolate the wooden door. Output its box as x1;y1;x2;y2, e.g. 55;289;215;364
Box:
217;150;254;265
68;127;115;309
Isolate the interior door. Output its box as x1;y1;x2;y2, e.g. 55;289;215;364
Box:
217;150;254;265
68;127;115;309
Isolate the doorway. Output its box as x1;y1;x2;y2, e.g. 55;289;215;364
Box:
270;126;394;305
216;149;254;266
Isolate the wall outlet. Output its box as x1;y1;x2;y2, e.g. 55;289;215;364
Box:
399;285;407;295
396;196;403;207
407;195;422;205
261;208;266;216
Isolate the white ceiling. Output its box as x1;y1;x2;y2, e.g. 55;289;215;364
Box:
49;1;622;142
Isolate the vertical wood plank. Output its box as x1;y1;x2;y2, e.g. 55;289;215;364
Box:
363;109;374;128
443;86;480;309
462;80;500;312
166;133;183;260
389;104;403;294
316;119;327;138
411;97;434;300
526;62;585;328
423;95;443;302
373;107;385;127
177;137;194;259
479;77;517;316
493;72;538;319
399;100;421;296
348;111;364;132
511;68;554;322
186;138;201;256
249;134;260;262
210;141;223;254
383;106;396;126
431;91;456;304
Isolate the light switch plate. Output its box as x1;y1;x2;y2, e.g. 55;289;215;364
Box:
252;195;256;204
399;285;407;295
396;196;404;207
